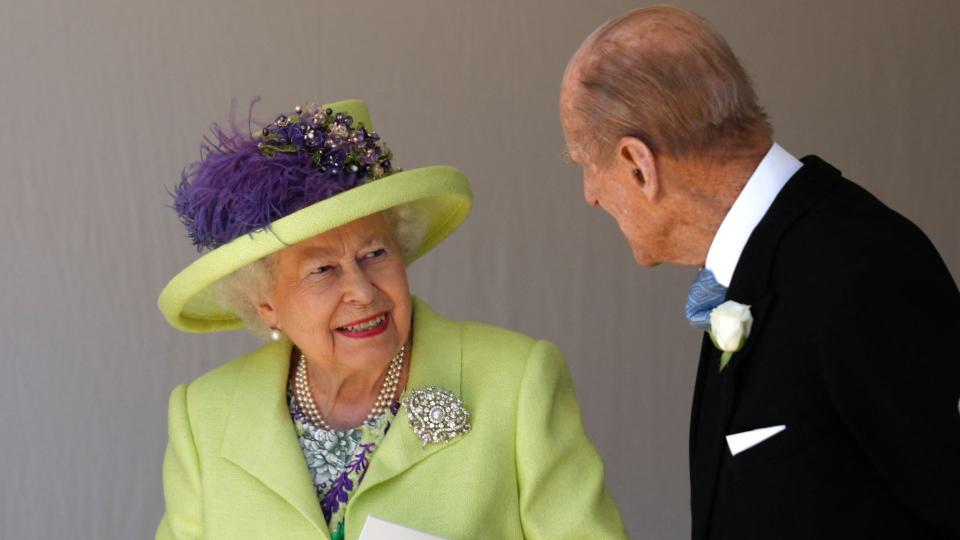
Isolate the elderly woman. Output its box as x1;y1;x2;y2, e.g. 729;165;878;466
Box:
156;99;625;540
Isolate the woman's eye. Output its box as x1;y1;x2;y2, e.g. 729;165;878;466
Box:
311;265;333;275
364;248;387;260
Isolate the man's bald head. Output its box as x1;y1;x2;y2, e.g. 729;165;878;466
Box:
561;5;771;163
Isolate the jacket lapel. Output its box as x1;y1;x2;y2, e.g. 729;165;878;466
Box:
350;297;465;502
219;340;330;538
691;156;841;539
217;298;465;536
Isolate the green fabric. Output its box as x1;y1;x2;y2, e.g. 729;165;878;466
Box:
157;99;473;334
156;297;627;539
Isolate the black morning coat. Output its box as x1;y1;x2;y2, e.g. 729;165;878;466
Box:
689;156;960;539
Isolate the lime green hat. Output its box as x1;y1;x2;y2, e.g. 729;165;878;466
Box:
158;99;472;333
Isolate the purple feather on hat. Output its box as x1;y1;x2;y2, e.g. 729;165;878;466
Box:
172;99;394;251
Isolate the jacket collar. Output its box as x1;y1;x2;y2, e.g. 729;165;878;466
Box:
219;338;329;536
707;155;843;374
690;156;842;540
218;296;463;536
726;155;840;304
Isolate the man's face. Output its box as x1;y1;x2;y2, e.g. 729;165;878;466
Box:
560;89;665;267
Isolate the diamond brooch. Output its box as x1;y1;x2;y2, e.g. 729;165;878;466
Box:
402;386;472;447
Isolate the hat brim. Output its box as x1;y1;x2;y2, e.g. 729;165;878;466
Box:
158;165;472;333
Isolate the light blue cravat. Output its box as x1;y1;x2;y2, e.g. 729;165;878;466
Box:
685;268;728;329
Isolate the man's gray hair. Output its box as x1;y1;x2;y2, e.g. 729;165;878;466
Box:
213;205;425;339
571;5;772;161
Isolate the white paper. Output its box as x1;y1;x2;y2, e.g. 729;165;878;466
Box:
358;515;447;540
726;425;786;456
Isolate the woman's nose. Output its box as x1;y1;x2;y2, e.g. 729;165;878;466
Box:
340;265;376;305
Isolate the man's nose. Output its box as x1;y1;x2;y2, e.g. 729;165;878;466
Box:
583;178;599;207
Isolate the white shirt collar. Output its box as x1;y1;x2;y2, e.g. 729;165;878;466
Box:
704;143;803;287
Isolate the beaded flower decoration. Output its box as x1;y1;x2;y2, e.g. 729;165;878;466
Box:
258;103;394;180
172;100;397;252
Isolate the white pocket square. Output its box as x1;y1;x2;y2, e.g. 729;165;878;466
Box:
726;425;786;456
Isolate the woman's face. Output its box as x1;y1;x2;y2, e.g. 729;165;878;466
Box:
257;213;412;373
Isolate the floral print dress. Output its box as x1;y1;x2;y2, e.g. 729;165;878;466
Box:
287;390;400;540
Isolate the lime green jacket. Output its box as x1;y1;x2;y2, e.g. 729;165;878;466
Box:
157;298;627;539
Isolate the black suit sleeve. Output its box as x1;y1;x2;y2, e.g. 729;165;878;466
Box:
818;222;960;536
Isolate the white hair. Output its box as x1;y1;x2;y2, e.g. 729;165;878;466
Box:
570;5;772;161
213;205;426;339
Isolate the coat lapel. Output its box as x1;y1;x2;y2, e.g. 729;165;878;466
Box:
691;156;841;539
219;340;330;538
216;298;465;537
350;297;465;504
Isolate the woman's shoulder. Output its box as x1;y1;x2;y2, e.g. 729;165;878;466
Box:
437;316;576;432
453;318;566;385
416;298;562;374
459;319;538;353
177;341;287;409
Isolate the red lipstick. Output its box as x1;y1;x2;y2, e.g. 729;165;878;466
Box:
336;311;390;339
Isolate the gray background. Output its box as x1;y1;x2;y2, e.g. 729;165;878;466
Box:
1;1;957;538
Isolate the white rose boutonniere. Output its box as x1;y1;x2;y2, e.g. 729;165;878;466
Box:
708;300;753;372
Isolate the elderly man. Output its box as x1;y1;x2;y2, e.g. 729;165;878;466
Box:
560;5;960;539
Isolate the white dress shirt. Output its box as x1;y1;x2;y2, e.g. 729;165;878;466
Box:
704;143;803;288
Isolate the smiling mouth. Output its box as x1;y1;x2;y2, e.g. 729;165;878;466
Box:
336;312;389;338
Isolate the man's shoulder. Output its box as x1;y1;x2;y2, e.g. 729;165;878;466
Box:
801;177;918;244
782;176;941;275
767;173;956;311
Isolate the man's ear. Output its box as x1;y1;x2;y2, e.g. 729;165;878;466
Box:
617;136;659;203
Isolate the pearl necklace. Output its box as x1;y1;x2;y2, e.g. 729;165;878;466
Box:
293;345;405;431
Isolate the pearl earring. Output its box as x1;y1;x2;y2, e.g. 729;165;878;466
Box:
269;329;282;342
